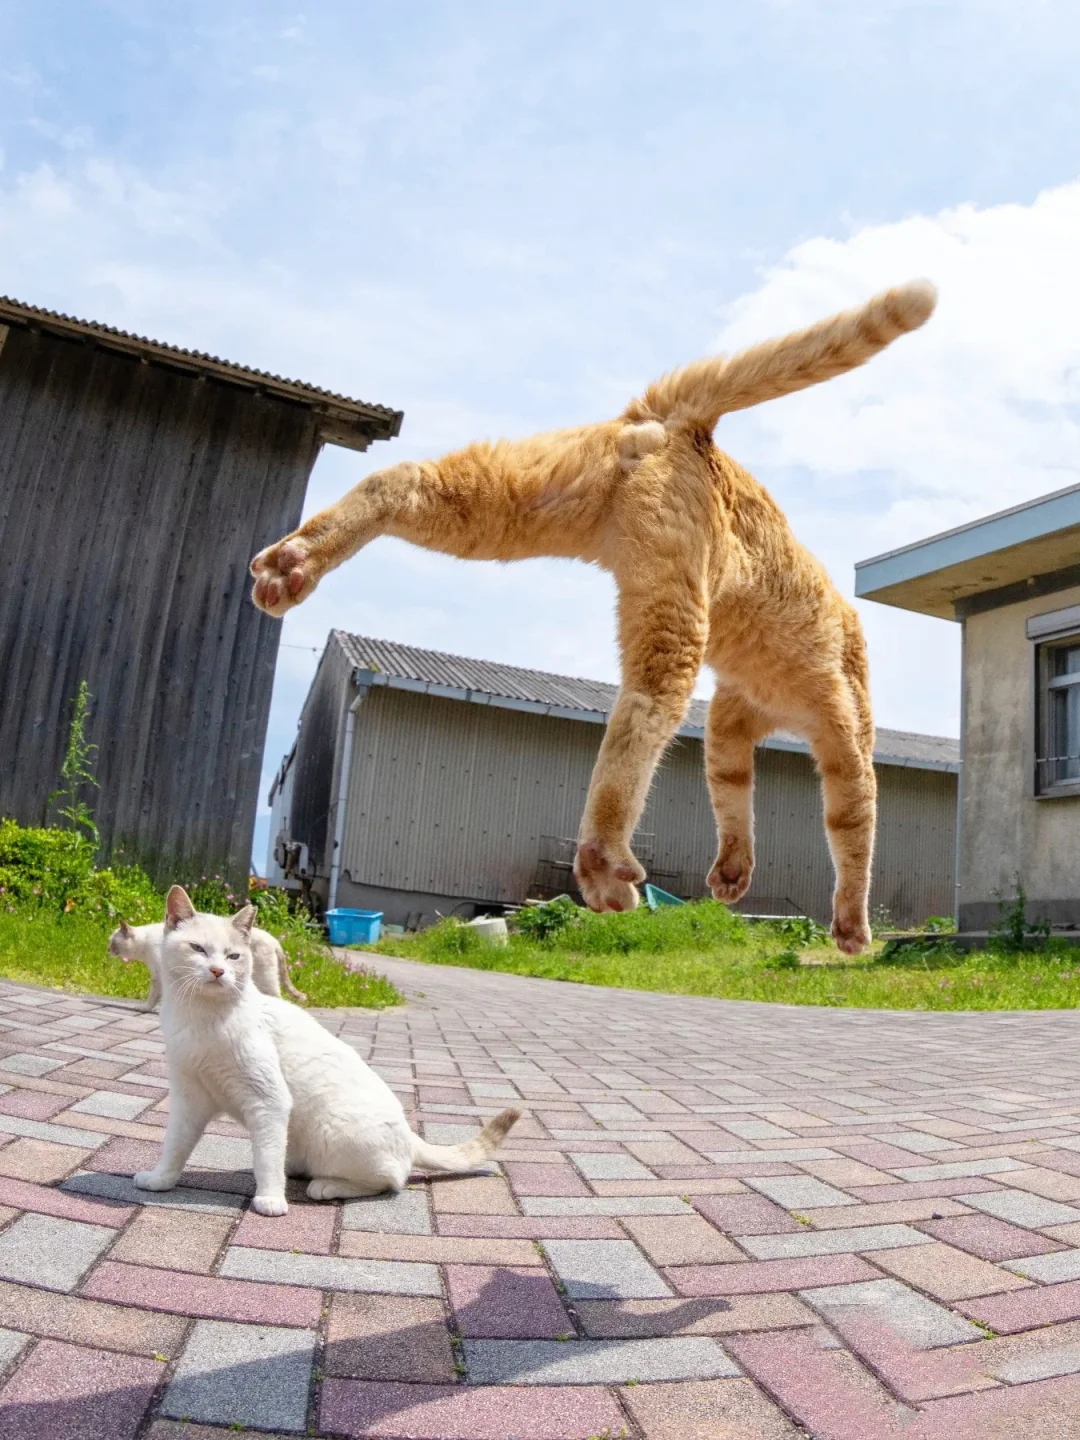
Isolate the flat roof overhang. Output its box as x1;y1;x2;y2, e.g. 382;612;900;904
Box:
855;481;1080;619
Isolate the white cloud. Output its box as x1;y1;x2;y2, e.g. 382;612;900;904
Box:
710;179;1080;738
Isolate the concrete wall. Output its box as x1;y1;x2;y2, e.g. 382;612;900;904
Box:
961;581;1080;930
332;686;956;929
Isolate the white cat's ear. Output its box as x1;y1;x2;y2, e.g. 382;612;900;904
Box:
119;920;135;938
166;886;196;929
231;904;255;937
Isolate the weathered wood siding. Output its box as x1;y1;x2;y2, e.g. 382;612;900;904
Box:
0;324;319;887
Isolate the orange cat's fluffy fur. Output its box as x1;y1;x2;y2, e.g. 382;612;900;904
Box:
252;282;936;954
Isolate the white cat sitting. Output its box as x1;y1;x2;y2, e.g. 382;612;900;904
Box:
109;917;307;1009
134;886;519;1216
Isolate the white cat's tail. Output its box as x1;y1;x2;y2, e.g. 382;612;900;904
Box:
629;280;936;433
275;939;307;1004
410;1108;521;1174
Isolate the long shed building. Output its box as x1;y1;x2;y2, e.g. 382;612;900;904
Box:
269;631;959;928
0;297;401;887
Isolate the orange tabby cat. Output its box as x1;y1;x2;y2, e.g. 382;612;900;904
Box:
251;282;935;954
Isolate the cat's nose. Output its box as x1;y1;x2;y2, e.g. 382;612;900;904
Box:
209;966;225;979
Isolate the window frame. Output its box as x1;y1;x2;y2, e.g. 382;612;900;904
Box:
1029;604;1080;799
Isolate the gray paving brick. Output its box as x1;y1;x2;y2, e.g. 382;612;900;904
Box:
162;1319;316;1430
957;1189;1080;1229
893;1157;1027;1181
521;1196;692;1216
341;1187;433;1234
800;1278;983;1346
570;1152;654;1180
0;1327;30;1374
463;1335;739;1384
62;1170;246;1215
0;1212;115;1290
0;1114;108;1148
0;1052;66;1076
991;1342;1080;1384
543;1239;672;1299
702;1148;838;1164
69;1090;154;1120
220;1244;441;1296
1004;1248;1080;1281
745;1176;854;1208
189;1133;254;1170
875;1131;962;1154
738;1224;934;1259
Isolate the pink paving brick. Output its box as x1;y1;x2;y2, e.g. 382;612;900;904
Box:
232;1201;337;1253
436;1213;625;1239
669;1254;882;1295
830;1139;952;1169
446;1263;570;1338
0;1338;160;1440
576;1293;814;1337
819;1307;997;1403
0;1175;132;1226
320;1378;627;1439
917;1212;1065;1261
960;1278;1080;1334
622;1213;744;1265
84;1136;161;1174
0;1277;187;1356
692;1193;803;1234
503;1162;591;1196
726;1328;909;1440
0;1089;73;1120
913;1372;1080;1439
81;1258;322;1326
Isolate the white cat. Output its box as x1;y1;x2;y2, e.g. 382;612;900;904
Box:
109;918;307;1009
134;887;519;1215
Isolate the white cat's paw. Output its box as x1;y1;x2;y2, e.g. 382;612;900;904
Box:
133;1169;174;1192
252;1193;289;1216
306;1177;349;1201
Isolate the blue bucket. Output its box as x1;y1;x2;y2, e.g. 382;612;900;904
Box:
325;908;383;946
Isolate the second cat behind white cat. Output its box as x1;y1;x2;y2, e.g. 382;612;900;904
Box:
134;886;519;1215
109;917;307;1008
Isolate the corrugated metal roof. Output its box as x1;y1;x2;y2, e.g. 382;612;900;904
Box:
332;630;960;772
0;295;403;447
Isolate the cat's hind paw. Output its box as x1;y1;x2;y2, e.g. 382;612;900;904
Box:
574;838;644;913
252;1193;289;1216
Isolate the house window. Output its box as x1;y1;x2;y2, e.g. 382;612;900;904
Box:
1035;632;1080;794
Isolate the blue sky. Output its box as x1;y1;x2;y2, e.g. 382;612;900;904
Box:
4;1;1080;868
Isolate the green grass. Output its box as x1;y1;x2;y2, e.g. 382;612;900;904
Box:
366;900;1080;1011
0;909;401;1009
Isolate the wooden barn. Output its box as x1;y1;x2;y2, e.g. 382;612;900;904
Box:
0;296;401;887
268;631;960;929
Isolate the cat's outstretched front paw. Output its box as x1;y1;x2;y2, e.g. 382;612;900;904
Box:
707;835;754;904
574;839;644;913
133;1169;175;1192
252;1193;289;1216
250;535;320;617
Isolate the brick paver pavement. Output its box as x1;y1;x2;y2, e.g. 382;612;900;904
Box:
4;957;1080;1437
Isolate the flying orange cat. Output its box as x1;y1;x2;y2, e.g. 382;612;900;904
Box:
251;282;935;954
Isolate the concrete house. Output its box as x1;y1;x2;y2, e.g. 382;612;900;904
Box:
268;631;959;929
857;482;1080;935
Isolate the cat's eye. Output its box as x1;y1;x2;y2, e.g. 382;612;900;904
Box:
189;943;206;955
227;952;240;961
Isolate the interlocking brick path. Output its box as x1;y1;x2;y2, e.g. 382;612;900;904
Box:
4;962;1080;1437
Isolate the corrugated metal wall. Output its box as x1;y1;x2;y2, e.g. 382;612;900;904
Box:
0;325;318;887
288;642;352;873
339;687;957;925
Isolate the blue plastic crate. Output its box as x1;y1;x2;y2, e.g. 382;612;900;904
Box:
325;908;383;946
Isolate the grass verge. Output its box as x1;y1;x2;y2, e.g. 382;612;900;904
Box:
367;901;1080;1011
0;909;401;1009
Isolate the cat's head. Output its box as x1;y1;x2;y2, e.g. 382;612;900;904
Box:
160;886;255;1002
108;920;139;960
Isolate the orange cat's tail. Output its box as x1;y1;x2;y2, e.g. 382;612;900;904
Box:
630;280;936;433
